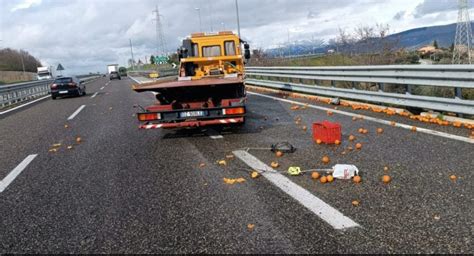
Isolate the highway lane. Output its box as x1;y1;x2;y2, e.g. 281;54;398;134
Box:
0;77;472;253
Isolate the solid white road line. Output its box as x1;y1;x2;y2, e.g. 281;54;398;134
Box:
210;135;224;139
0;154;38;193
248;91;474;144
0;95;50;116
90;92;98;98
233;150;360;230
100;86;105;90
67;105;86;120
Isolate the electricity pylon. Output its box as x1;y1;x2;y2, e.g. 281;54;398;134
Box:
453;0;473;64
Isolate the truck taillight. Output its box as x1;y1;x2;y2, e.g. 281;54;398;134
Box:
138;113;161;121
51;83;57;88
223;107;245;115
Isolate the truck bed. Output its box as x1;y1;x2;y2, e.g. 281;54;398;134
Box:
132;77;243;92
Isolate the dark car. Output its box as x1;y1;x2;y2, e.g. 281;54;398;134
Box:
110;71;121;80
50;76;86;100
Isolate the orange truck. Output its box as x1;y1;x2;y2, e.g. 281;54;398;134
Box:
133;31;250;129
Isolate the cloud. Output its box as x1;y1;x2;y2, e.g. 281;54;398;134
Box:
0;0;461;74
413;0;474;18
393;11;405;20
10;0;42;12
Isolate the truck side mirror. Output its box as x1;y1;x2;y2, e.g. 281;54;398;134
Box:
244;43;250;60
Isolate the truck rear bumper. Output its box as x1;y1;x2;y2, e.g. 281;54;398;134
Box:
140;117;244;129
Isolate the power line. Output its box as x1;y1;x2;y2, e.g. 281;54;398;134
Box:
453;0;473;64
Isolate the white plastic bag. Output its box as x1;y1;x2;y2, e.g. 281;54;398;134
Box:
332;164;359;179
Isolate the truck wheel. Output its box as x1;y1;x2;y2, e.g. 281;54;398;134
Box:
82;87;86;96
51;95;56;100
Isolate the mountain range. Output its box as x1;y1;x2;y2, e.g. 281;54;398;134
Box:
265;22;467;57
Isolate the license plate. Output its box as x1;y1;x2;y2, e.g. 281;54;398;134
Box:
179;110;206;118
59;90;68;94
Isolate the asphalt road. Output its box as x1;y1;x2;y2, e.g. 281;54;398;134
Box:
0;77;472;254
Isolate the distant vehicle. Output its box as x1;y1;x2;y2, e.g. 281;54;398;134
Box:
37;66;55;80
50;76;86;99
119;67;128;77
110;71;121;80
107;64;119;74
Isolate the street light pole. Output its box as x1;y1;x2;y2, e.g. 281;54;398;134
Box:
235;0;241;38
195;8;202;32
129;39;135;71
19;49;25;75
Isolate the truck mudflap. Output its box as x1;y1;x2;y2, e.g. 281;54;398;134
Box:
140;117;244;129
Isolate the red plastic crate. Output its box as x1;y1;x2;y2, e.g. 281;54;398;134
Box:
312;121;341;144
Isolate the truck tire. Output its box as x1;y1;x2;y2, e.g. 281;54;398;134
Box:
51;95;56;100
82;87;86;96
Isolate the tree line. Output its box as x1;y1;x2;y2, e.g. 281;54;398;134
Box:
0;48;42;72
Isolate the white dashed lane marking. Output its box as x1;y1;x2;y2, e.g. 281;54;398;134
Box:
67;105;86;120
0;154;38;193
233;150;360;230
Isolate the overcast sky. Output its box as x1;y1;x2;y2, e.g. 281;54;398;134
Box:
0;0;469;74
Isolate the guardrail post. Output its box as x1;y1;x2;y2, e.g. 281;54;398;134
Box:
378;83;384;92
455;87;463;100
331;80;336;87
455;87;464;117
406;85;412;95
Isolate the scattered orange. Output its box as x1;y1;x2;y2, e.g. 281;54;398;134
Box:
382;175;391;184
411;126;417;132
352;200;360;207
276;151;284;157
327;110;333;116
199;163;206;168
311;172;321;180
327;175;334;182
347;146;353;151
355;143;362;150
335;140;341;145
316;139;322;144
320;176;328;183
353;175;362;183
383;166;389;172
390;121;396;126
322;156;330;164
251;171;260;179
64;124;69;128
449;175;457;181
377;128;384;134
352;117;357;121
75;137;82;143
362;129;368;134
302;125;307;131
358;128;364;133
270;162;279;168
247;224;255;231
349;135;355;141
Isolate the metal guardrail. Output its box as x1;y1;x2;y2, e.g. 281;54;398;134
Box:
245;65;474;115
0;75;100;108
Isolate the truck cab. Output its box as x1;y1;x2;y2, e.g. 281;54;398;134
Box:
133;31;250;129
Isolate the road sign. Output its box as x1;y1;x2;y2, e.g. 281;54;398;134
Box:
57;63;65;71
154;56;169;64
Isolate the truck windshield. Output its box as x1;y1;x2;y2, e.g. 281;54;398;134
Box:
202;46;221;57
224;41;236;56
